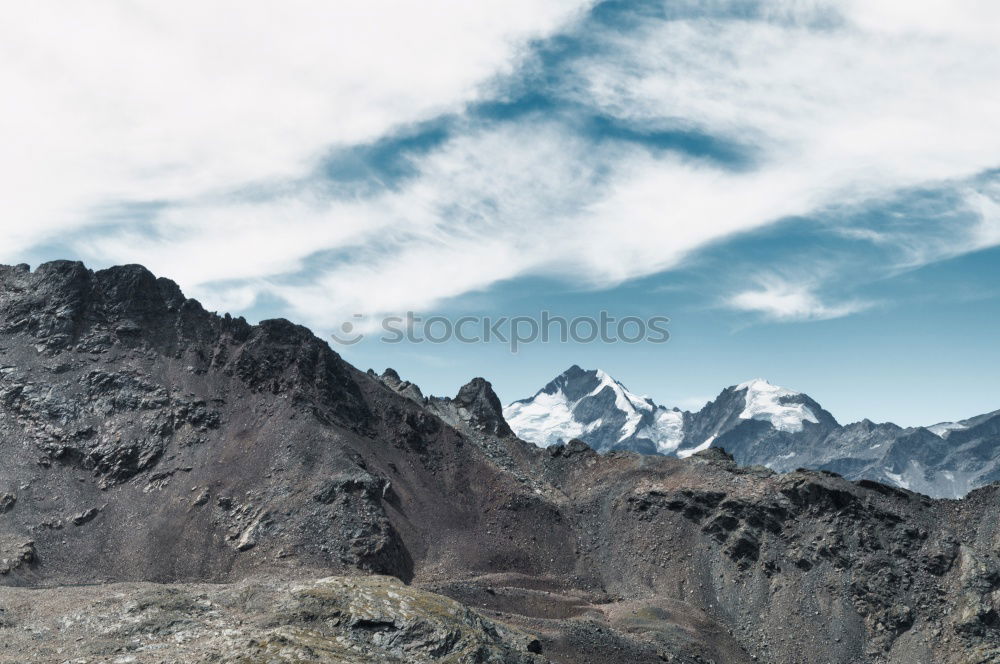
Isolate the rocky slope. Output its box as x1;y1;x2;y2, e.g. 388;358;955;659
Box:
1;262;999;663
507;367;1000;498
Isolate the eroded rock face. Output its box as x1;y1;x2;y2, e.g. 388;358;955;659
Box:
0;539;35;576
426;377;514;438
0;263;404;584
0;575;547;663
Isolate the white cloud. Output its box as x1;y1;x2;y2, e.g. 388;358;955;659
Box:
845;0;1000;38
827;179;1000;272
727;278;873;322
2;0;999;329
0;0;591;258
208;125;838;327
967;184;1000;251
77;120;615;323
573;2;1000;189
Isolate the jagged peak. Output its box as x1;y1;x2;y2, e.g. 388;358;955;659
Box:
1;260;196;321
373;368;425;404
455;377;502;410
381;367;402;381
0;260;368;428
453;377;512;437
532;365;657;410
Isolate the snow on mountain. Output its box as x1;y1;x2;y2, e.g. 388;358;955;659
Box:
504;366;1000;498
501;385;588;449
505;368;824;457
503;366;683;454
677;435;715;459
927;421;968;438
927;409;1000;439
736;378;820;433
636;408;686;455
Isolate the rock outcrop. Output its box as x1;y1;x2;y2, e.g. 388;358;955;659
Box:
0;575;547;663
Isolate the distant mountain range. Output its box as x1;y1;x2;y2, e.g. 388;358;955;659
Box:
505;365;1000;498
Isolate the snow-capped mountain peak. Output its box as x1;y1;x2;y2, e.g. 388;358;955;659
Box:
504;366;683;454
735;378;819;433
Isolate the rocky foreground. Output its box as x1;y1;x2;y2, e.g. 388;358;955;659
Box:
0;575;544;663
1;262;999;664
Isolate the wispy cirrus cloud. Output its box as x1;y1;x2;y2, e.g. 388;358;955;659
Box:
3;0;1000;330
824;175;1000;273
0;0;592;258
727;277;874;322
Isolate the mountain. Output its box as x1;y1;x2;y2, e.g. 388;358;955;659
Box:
504;368;840;459
503;365;684;454
2;263;1000;663
679;377;841;460
507;367;1000;498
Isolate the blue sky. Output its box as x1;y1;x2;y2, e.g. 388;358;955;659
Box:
3;1;999;426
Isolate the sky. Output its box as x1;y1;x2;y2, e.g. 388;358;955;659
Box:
2;0;999;426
